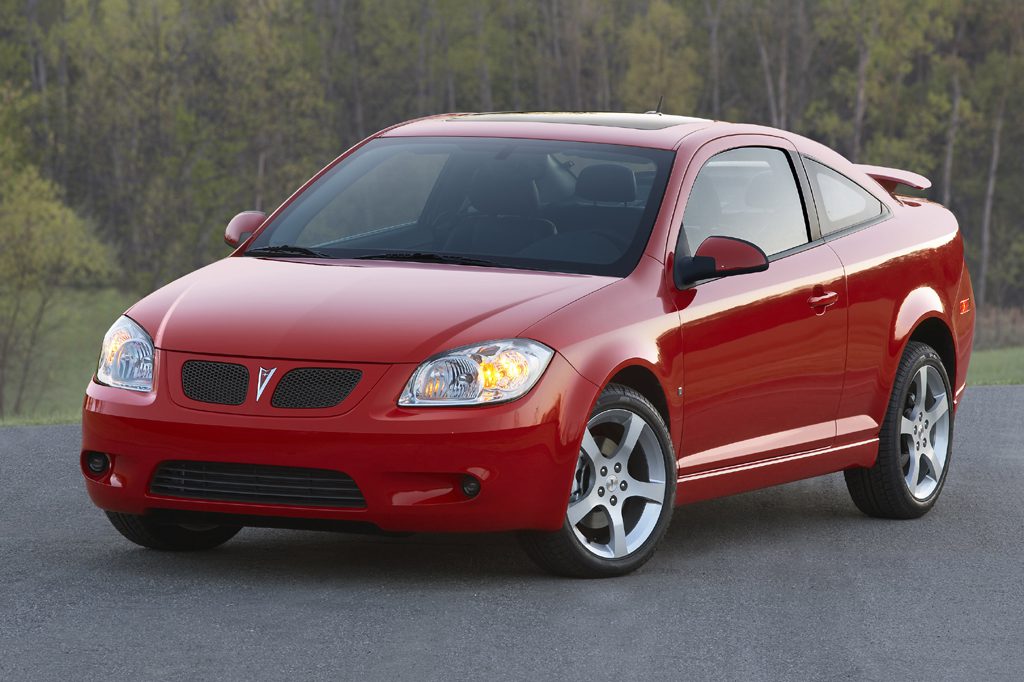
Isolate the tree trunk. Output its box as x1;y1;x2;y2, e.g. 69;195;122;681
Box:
978;98;1005;307
597;27;611;110
851;14;877;163
565;3;582;110
13;291;52;416
755;29;779;127
777;14;789;129
940;71;961;208
534;9;546;107
549;0;564;108
509;11;522;109
343;1;365;139
438;13;456;111
703;0;722;118
255;150;267;212
25;0;52;163
417;0;432;115
475;7;493;111
0;277;28;420
791;0;813;131
56;5;71;187
940;19;965;208
25;0;47;94
0;263;29;418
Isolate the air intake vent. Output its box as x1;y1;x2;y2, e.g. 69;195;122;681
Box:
181;360;249;405
271;368;362;409
150;461;366;508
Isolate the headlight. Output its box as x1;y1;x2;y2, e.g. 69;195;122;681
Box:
96;316;154;392
399;339;554;406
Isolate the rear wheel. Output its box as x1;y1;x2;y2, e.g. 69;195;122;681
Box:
520;384;676;578
106;512;241;551
845;341;954;519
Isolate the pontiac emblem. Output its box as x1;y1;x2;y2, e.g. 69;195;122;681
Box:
256;367;277;402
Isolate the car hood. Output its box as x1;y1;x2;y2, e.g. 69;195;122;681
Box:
128;256;615;363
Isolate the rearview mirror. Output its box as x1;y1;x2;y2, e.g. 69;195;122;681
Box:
674;236;769;287
224;211;266;248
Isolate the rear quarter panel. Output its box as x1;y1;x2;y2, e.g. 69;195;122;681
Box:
952;260;975;404
824;200;966;444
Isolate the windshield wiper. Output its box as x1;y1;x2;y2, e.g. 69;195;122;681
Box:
245;244;331;259
353;252;502;267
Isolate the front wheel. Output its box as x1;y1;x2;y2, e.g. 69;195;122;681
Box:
106;512;241;551
520;384;676;578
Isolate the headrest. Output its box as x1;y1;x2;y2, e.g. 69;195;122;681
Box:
683;176;722;227
575;164;637;203
744;171;786;210
469;161;540;215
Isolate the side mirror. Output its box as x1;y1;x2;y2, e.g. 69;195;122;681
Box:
224;211;266;248
674;236;769;287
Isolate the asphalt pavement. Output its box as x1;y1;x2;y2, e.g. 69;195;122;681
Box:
1;386;1021;681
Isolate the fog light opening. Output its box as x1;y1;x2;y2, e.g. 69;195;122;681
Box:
85;452;110;476
461;474;481;499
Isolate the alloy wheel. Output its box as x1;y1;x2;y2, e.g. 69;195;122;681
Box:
567;408;668;559
899;364;951;500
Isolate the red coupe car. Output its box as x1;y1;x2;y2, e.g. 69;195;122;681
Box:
82;112;974;577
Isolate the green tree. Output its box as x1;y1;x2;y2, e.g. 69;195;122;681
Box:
621;0;699;113
2;0;1024;317
0;92;108;416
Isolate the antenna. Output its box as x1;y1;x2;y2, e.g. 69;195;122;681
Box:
644;95;665;115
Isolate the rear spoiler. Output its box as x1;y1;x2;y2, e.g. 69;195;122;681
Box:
855;164;931;194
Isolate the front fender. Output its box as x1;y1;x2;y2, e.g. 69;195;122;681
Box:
523;257;684;453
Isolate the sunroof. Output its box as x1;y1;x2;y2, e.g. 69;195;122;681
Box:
448;112;709;131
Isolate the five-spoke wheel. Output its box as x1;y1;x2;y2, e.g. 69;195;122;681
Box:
846;341;954;518
567;409;667;559
520;384;675;577
899;364;951;500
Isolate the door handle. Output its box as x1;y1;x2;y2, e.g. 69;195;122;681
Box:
807;290;838;313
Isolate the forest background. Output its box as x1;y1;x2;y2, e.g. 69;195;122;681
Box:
1;0;1022;423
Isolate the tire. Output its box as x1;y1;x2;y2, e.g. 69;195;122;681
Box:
520;383;676;578
105;511;241;551
845;341;954;519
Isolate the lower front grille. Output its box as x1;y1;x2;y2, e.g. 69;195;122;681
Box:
150;461;366;508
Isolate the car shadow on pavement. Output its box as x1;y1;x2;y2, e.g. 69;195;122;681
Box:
669;476;866;551
88;474;867;583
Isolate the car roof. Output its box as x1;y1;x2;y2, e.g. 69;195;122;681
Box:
448;112;710;130
377;112;861;182
381;111;718;150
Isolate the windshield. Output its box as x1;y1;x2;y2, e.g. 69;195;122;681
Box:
245;137;674;277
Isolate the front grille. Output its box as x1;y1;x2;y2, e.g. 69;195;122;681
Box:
271;368;362;409
181;360;249;405
150;461;366;508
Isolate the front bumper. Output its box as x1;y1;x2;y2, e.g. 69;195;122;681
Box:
81;352;598;533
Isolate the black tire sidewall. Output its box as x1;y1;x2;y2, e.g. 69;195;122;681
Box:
885;345;955;511
106;511;241;551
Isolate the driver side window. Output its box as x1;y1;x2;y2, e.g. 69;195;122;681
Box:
678;147;809;258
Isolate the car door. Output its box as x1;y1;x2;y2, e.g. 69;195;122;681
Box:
669;138;848;475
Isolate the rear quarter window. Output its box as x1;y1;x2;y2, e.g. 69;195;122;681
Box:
805;158;885;235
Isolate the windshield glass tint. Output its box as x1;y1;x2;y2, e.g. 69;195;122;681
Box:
246;137;674;276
